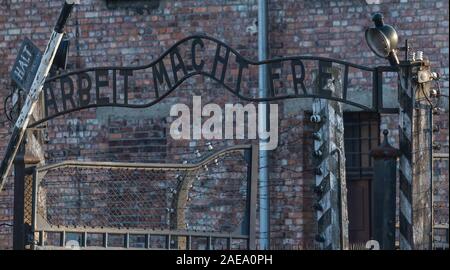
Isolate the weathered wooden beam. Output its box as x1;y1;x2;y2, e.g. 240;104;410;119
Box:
312;62;349;250
398;61;433;250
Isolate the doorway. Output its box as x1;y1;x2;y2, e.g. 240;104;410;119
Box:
344;112;380;245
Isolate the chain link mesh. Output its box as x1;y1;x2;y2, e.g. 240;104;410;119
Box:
36;150;249;235
24;174;33;226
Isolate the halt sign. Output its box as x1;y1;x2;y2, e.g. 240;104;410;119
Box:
10;38;42;91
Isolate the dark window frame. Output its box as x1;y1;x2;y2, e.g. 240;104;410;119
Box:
344;112;381;180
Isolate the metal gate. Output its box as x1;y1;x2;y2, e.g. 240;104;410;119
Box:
24;144;257;250
3;27;440;250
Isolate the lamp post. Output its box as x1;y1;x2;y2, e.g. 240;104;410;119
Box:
365;13;400;66
365;13;436;249
370;130;399;250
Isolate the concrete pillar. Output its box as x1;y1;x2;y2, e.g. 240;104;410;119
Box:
398;60;433;250
311;61;349;250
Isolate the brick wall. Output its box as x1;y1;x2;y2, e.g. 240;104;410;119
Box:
1;0;448;249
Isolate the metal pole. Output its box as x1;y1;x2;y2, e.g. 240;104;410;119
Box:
258;0;269;250
370;130;399;250
0;0;78;192
247;144;258;250
13;141;26;250
429;107;433;249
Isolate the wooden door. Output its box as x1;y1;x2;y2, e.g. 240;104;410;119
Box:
344;112;380;245
347;179;371;243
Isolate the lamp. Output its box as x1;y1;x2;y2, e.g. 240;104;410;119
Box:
365;13;399;66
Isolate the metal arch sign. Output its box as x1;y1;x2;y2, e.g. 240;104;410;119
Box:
30;35;389;128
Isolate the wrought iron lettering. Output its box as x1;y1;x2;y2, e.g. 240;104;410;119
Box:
34;35;379;128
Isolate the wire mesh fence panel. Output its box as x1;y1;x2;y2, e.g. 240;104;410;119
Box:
32;147;252;249
38;167;175;229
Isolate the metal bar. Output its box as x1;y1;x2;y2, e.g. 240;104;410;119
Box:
125;233;130;248
35;235;251;250
35;231;249;250
39;231;44;247
368;117;372;167
31;168;38;249
343;65;349;100
32;225;251;239
13;142;26;250
373;68;383;111
345;137;381;141
0;0;78;192
248;144;258;250
377;70;383;111
36;144;252;172
380;65;402;72
429;107;433;249
103;233;108;248
378;108;400;114
434;224;449;229
145;234;150;249
207;236;212;250
82;231;87;247
187;235;191;250
60;231;65;247
258;0;269;251
167;234;171;250
358;113;363;179
433;153;449;159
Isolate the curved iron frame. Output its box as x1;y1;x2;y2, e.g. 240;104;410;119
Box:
30;144;258;250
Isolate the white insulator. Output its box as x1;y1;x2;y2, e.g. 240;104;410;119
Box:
429;89;439;97
310;114;322;123
431;72;439;80
313;132;322;141
207;142;214;151
416;51;423;61
314;150;323;157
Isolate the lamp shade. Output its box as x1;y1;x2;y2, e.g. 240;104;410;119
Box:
365;13;399;66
